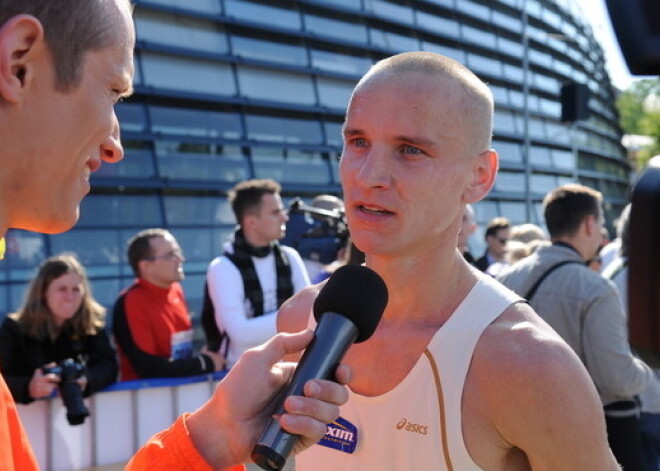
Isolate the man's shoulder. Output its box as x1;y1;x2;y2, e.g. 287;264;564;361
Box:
476;302;576;373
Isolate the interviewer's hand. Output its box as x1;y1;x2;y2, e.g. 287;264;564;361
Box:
187;329;350;469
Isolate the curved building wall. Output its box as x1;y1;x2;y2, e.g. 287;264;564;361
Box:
0;0;628;316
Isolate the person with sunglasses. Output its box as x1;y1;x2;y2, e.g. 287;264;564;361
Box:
474;216;511;273
112;228;224;380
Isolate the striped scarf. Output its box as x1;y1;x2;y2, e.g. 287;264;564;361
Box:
225;229;293;318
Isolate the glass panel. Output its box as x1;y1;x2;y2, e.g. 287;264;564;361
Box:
369;28;420;51
364;0;414;24
530;146;552;166
115;103;147;133
134;9;228;54
456;0;490;19
416;13;460;38
493;140;522;164
245;115;323;144
494;172;525;193
503;63;524;81
461;25;495;47
231;35;308;67
473;200;499;223
76;194;163;227
3;230;46;269
496;37;524;58
93;143;156;179
142;0;221;14
237;66;315;105
164;195;234;226
311;49;372;76
324;122;344;147
490;85;509;106
169;228;215;264
494;110;517;134
225;0;301;29
466;53;501;75
150;106;243;140
156;141;249;183
552;149;574;170
304;15;368;43
142;53;236;96
420;42;465;63
492;11;522;32
317;77;356;110
251;148;330;184
530;173;559;194
49;229;123;276
528;118;547;139
499;202;527;224
89;279;123;310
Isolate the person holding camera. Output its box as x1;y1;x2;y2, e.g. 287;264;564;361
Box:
0;253;117;408
205;179;309;369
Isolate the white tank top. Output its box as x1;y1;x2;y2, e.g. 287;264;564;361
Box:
296;276;521;470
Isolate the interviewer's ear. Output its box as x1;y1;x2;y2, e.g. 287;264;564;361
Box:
463;149;498;204
0;15;44;103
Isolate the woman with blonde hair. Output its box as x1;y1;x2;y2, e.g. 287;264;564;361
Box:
0;253;117;404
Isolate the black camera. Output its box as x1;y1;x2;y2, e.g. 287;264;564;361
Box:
43;358;90;426
282;198;349;264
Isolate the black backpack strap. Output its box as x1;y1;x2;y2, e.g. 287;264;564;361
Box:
524;260;583;302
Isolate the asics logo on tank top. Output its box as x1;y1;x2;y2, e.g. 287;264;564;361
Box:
396;418;429;435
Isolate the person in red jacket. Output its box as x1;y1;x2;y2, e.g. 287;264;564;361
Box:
113;228;224;380
0;1;349;469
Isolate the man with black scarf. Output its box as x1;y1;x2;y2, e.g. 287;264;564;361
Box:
206;179;310;369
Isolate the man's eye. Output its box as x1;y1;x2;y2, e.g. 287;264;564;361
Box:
403;146;422;154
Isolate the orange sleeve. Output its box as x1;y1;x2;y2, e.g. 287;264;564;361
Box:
127;413;245;471
0;376;39;471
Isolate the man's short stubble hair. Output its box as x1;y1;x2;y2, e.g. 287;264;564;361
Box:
351;51;495;156
0;0;130;91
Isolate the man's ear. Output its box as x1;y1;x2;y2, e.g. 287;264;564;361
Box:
463;149;499;204
0;15;44;104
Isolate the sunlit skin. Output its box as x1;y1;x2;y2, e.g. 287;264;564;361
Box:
44;272;84;327
139;235;186;289
278;57;619;470
0;2;135;236
244;193;289;247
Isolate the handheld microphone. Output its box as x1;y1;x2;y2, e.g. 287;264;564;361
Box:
251;264;388;471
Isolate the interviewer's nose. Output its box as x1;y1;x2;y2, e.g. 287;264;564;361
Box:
101;115;124;164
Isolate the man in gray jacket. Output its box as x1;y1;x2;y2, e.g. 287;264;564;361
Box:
498;183;652;471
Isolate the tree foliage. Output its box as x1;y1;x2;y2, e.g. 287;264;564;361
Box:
616;79;660;167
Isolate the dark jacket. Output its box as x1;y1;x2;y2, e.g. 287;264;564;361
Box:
0;316;118;404
474;251;491;272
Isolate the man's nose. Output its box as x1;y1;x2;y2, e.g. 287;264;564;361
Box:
100;114;124;164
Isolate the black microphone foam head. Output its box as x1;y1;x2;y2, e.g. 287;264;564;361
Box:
313;265;388;343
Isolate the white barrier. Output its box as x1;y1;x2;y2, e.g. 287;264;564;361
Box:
17;373;225;471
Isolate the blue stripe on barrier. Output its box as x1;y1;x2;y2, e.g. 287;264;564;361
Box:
101;370;228;392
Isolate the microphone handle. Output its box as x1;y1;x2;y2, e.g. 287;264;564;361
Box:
251;312;358;471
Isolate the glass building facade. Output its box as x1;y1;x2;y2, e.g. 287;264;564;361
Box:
0;0;628;320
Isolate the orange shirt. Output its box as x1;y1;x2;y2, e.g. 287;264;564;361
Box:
127;413;245;471
0;375;39;471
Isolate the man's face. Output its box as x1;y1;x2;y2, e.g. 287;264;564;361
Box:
339;72;485;258
5;1;135;234
486;227;510;258
249;193;288;246
141;235;185;288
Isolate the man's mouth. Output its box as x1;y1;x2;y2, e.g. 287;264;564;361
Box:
359;205;394;216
